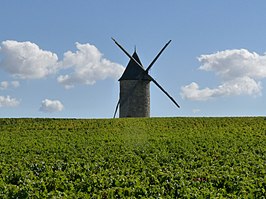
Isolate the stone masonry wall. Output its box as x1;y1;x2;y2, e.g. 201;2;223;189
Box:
119;80;150;118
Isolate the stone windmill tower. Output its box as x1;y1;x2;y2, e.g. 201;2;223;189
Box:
112;38;180;118
119;51;151;117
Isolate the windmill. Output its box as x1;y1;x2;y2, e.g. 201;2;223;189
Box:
112;38;180;118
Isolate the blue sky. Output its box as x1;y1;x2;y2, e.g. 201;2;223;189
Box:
0;0;266;118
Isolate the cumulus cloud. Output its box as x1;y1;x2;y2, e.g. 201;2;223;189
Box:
181;49;266;100
198;49;266;80
0;40;59;79
57;42;124;89
11;81;20;88
40;99;64;113
0;81;9;90
0;80;20;90
0;40;124;89
0;96;20;107
192;109;201;114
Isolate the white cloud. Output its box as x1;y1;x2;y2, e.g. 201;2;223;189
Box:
181;49;266;101
0;81;9;90
11;81;20;88
0;80;20;90
57;42;124;89
0;40;124;89
181;82;216;101
198;49;266;80
192;109;201;113
0;40;59;79
0;96;20;107
40;99;64;113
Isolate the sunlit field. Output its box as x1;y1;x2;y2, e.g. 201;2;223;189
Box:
0;117;265;198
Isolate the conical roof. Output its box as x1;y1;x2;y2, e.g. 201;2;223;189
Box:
119;51;151;81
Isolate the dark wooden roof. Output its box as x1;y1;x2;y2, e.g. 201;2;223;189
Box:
119;51;151;81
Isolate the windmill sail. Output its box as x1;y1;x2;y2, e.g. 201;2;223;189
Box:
112;38;180;118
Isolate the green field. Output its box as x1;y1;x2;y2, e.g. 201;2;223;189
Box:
0;117;265;198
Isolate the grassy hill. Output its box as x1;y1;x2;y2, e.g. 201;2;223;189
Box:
0;117;265;198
